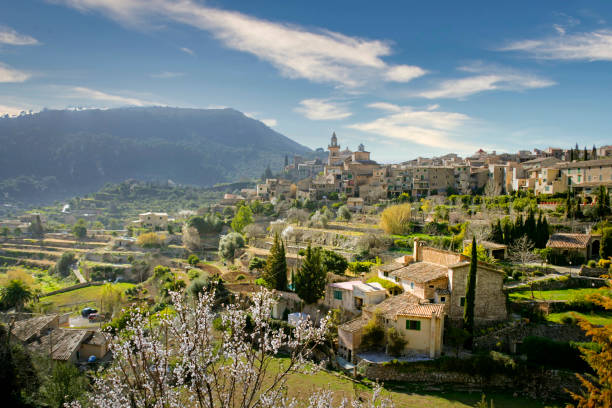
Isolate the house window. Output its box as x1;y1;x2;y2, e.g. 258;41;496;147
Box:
406;320;421;331
460;297;465;307
333;290;342;300
440;296;446;302
410;282;414;290
383;271;389;277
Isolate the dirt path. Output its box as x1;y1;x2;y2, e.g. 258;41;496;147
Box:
72;264;87;283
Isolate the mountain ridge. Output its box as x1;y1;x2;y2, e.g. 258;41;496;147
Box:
0;107;315;203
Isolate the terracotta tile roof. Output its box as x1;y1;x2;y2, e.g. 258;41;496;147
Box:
391;262;448;283
378;262;404;273
546;233;592;249
11;315;58;342
397;303;445;318
28;329;91;361
556;157;612;169
338;316;368;333
364;293;421;319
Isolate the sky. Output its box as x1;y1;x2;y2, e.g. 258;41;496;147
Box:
1;0;612;162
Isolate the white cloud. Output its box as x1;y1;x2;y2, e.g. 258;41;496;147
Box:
0;104;26;117
243;111;277;127
180;47;194;55
150;71;184;78
348;104;476;151
53;0;426;87
295;99;352;120
260;118;277;127
0;63;30;82
502;29;612;61
68;86;159;106
367;102;402;112
384;65;427;82
0;26;39;45
417;65;555;99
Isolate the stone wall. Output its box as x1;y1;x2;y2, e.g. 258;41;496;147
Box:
505;275;607;293
473;320;588;352
362;360;581;401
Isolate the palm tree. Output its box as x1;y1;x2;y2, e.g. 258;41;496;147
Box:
1;279;33;311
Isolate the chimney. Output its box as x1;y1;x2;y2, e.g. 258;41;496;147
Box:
413;238;421;262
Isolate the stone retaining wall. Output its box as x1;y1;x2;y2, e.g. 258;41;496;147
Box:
362;361;581;401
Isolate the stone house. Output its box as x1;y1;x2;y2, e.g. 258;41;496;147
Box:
546;233;602;261
324;281;387;315
134;212;169;230
338;293;445;361
346;197;364;212
378;239;507;324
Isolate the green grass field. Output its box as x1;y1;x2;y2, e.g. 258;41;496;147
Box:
547;311;612;326
39;282;135;312
509;288;610;301
278;358;557;407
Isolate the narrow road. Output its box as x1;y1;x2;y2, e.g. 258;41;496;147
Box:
72;263;87;283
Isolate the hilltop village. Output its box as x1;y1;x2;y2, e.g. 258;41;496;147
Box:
1;134;611;406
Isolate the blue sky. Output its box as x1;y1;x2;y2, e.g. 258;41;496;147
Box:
1;0;612;162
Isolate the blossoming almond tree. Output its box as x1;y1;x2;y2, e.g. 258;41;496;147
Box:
68;289;393;408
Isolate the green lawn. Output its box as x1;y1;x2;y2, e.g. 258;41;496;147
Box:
509;288;610;301
278;358;556;407
39;282;135;312
547;311;612;326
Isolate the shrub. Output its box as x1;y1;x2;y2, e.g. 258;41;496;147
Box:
520;336;589;371
587;260;597;268
598;258;611;269
560;315;577;325
386;327;407;356
137;232;165;248
361;313;385;350
366;277;403;294
187;269;201;280
320;249;348;275
218;232;246;260
187;254;200;266
236;274;246;281
380;204;413;235
348;261;374;274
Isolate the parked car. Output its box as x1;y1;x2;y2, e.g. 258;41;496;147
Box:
81;307;98;317
88;313;104;322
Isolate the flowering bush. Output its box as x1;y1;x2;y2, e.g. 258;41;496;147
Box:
68;288;395;408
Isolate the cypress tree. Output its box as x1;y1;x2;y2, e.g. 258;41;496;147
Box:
541;216;549;247
294;245;327;304
491;219;503;243
525;210;536;242
592;145;597;160
583;146;588;161
263;233;287;291
463;237;478;341
535;213;543;248
502;219;512;245
514;214;524;240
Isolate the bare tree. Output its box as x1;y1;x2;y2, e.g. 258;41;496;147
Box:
484;179;501;198
509;236;540;298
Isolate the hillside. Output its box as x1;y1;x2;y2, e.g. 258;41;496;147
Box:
0;107;313;203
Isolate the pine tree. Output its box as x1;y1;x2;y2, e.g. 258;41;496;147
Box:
263;233;287;291
294;245;327;304
463;237;478;342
